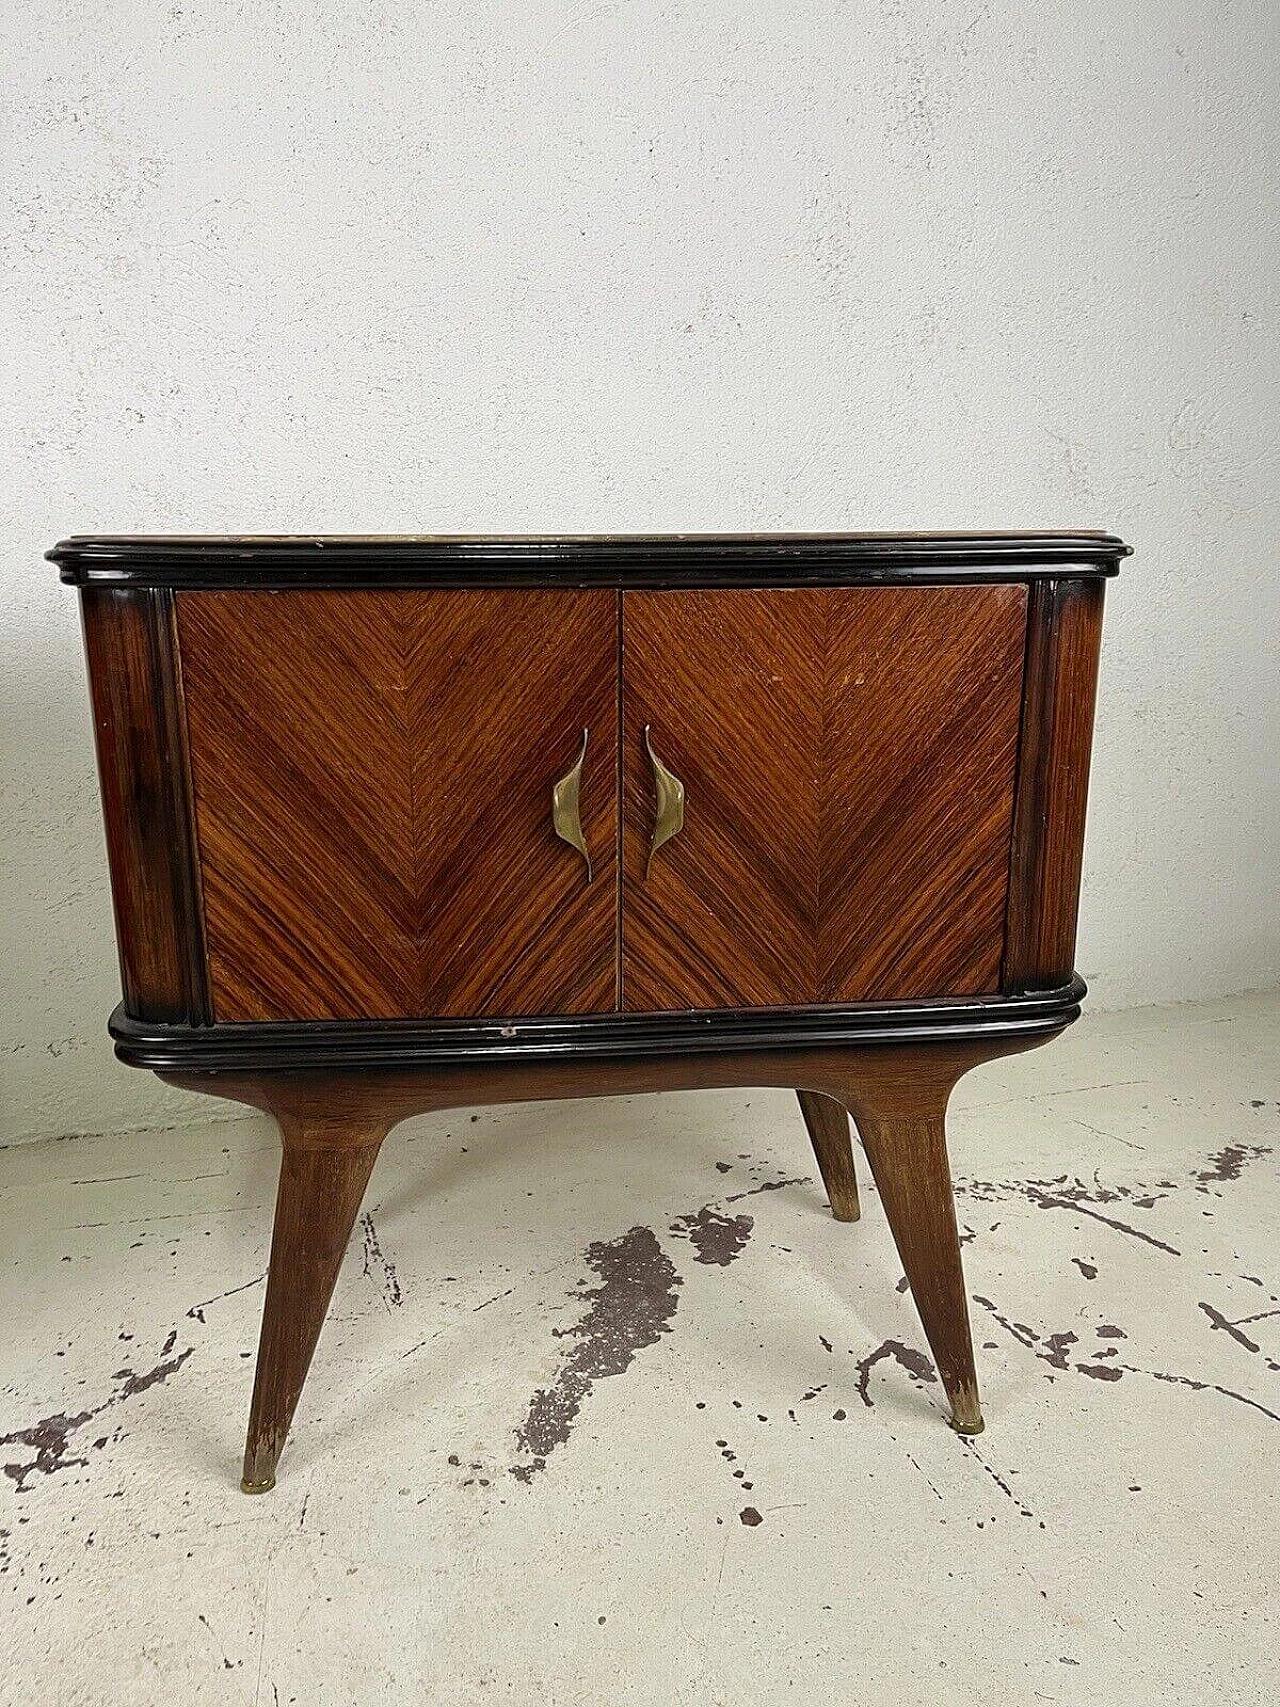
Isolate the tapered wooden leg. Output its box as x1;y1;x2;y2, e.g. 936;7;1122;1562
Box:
837;1052;984;1434
240;1109;391;1493
795;1090;860;1221
164;1037;1047;1475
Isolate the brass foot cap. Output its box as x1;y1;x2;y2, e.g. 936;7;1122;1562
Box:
240;1473;276;1495
948;1415;985;1437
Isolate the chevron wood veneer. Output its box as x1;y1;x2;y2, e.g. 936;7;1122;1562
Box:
621;585;1027;1010
176;589;619;1021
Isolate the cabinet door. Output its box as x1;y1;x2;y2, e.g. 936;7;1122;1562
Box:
177;589;618;1021
621;586;1027;1011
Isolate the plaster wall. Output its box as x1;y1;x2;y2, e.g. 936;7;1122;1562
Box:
3;3;1277;1142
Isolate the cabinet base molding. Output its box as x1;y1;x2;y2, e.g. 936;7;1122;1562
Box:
113;977;1084;1072
164;1032;1051;1492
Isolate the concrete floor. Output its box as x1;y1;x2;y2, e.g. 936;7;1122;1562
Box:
1;994;1277;1706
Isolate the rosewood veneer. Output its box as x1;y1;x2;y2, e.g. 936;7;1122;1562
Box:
54;531;1127;1491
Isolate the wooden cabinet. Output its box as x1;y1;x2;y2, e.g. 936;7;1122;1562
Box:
56;532;1126;1493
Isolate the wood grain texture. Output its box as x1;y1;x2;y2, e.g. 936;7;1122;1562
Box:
240;1107;390;1492
79;588;209;1022
796;1090;860;1221
176;589;618;1021
623;590;822;1008
1003;580;1106;990
167;1031;1049;1485
829;1050;990;1433
621;586;1028;1011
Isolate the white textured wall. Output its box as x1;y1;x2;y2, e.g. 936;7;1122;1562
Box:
3;3;1278;1144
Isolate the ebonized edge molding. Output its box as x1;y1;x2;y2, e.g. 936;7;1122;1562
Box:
108;978;1085;1071
51;532;1130;589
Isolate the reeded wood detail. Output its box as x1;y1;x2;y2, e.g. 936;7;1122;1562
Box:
79;588;208;1023
621;586;1028;1011
176;590;619;1021
1003;580;1106;990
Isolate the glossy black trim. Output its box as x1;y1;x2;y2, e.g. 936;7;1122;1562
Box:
109;978;1086;1072
52;534;1129;589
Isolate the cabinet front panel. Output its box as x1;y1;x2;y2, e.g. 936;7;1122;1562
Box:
177;589;618;1021
621;585;1028;1010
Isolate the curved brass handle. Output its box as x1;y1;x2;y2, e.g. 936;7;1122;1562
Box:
644;724;685;877
552;727;593;882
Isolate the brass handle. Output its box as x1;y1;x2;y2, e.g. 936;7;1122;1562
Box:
644;724;685;877
552;727;593;882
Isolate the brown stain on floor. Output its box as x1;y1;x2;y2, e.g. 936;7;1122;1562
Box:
958;1143;1274;1257
669;1206;754;1266
360;1212;403;1309
510;1226;682;1481
499;1140;1277;1498
1;1343;194;1494
506;1172;792;1481
1195;1143;1270;1185
853;1339;938;1408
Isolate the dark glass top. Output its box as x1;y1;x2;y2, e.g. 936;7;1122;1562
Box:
52;531;1130;588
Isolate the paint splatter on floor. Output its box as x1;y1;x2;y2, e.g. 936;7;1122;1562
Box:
361;1212;403;1308
853;1339;938;1409
3;1001;1278;1705
507;1175;799;1480
510;1227;682;1481
1;1341;193;1493
669;1206;754;1266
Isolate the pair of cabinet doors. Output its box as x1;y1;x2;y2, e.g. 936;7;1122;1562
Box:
175;583;1029;1022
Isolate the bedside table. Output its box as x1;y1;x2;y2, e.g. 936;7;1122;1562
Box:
53;531;1127;1491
